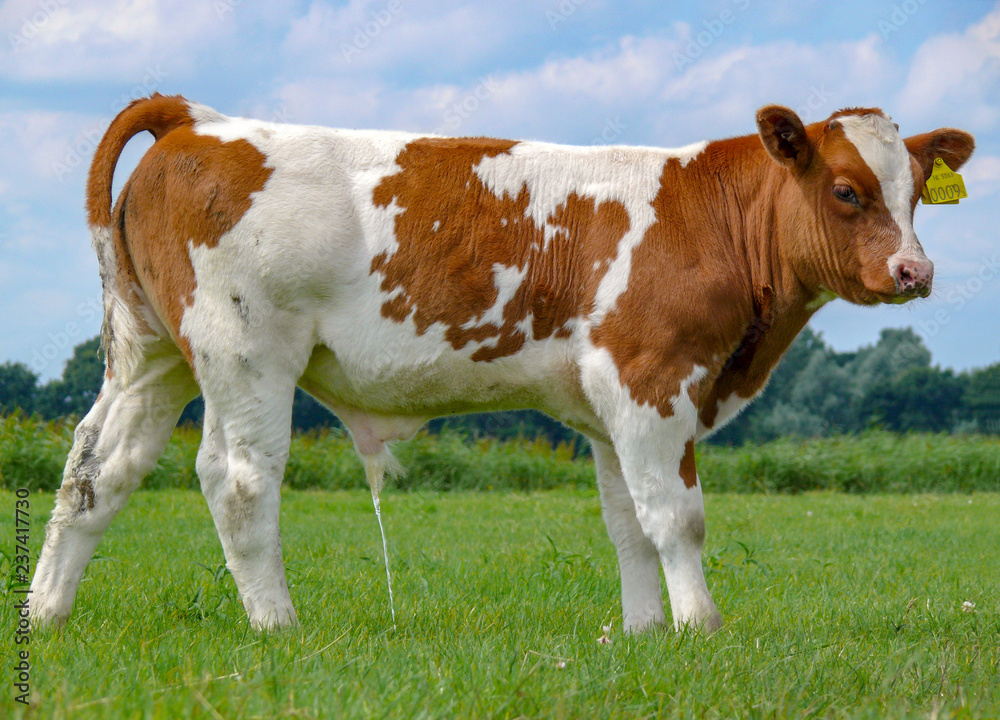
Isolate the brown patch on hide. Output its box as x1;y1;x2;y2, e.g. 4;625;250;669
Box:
370;137;629;362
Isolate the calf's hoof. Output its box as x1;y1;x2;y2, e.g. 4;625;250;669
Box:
248;602;299;632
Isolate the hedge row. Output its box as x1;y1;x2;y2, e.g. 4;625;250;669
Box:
1;415;997;494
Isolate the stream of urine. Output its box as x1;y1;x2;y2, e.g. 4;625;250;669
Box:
371;490;397;628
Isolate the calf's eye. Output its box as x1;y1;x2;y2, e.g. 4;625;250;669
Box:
833;184;859;206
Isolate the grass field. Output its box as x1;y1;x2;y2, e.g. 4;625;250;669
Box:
2;488;998;719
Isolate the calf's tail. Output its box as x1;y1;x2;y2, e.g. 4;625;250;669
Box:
85;93;194;382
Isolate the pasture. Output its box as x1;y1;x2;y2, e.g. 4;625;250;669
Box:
3;485;998;718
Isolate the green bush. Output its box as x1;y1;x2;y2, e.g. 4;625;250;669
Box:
2;415;997;494
144;425;200;489
285;430;362;490
697;430;1000;494
0;414;73;491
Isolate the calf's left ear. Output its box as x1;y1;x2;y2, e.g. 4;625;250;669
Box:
756;105;812;174
904;129;976;182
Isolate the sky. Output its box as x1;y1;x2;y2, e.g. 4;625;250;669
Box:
1;0;999;380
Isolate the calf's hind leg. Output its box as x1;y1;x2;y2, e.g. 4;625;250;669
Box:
29;350;198;626
195;358;300;630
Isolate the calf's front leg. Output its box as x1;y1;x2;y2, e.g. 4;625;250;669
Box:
592;439;666;632
586;361;722;634
617;432;720;632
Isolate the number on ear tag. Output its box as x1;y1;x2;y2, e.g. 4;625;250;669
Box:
921;158;967;205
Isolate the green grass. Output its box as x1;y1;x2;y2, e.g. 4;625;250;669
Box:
2;489;998;718
2;414;999;494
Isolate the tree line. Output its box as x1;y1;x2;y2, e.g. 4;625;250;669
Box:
2;328;999;446
707;326;1000;444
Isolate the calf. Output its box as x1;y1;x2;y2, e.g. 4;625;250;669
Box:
29;95;974;632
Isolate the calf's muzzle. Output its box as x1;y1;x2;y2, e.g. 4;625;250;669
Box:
892;256;934;297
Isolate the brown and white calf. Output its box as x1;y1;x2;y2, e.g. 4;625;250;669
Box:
29;95;974;633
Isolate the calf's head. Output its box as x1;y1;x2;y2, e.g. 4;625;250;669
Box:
756;105;975;306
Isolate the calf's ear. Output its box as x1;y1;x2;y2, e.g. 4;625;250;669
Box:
756;105;812;174
905;129;975;181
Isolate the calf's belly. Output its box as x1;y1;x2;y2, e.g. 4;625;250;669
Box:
298;340;608;448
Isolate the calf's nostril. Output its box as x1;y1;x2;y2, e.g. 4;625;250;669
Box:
894;259;933;293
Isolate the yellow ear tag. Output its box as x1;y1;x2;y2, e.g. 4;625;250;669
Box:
921;158;967;205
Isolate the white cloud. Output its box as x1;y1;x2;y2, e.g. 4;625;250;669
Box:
896;5;1000;131
445;33;893;145
42;0;159;45
282;0;523;75
0;111;74;184
273;77;392;129
1;0;232;81
265;3;998;150
964;155;1000;185
268;22;904;148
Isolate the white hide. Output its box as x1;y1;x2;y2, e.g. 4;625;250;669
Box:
837;114;925;273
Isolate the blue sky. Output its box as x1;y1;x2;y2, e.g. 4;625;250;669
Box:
2;0;999;380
